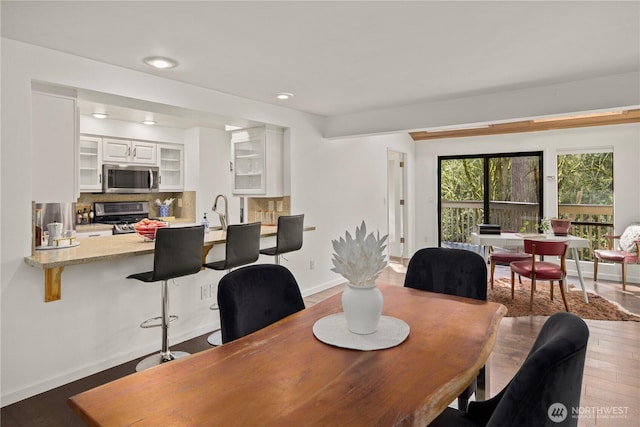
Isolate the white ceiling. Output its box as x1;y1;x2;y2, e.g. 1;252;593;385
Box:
2;1;639;128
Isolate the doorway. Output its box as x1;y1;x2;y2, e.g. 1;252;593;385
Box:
387;150;408;262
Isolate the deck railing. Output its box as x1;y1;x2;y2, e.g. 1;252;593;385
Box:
558;204;614;260
441;201;614;260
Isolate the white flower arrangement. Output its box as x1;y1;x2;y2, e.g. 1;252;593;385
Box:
155;198;175;207
331;221;388;286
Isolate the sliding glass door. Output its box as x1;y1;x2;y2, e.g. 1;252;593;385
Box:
438;152;543;246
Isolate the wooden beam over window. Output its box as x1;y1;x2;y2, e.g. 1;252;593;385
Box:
410;109;640;141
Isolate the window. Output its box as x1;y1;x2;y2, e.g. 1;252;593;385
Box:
557;150;613;260
439;152;543;246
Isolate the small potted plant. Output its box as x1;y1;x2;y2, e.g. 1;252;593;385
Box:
550;217;572;236
539;218;552;234
331;221;388;334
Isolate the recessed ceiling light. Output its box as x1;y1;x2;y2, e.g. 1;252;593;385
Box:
143;56;178;69
276;92;294;100
142;120;157;125
92;113;108;119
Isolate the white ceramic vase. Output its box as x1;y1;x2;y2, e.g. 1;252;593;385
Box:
341;283;384;334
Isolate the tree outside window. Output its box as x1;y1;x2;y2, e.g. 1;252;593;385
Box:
557;151;613;260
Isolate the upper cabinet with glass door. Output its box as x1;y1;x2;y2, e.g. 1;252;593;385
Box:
78;135;103;192
231;126;284;196
158;143;184;191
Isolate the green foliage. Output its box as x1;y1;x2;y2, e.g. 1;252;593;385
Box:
440;158;483;201
557;153;613;205
440;152;612;245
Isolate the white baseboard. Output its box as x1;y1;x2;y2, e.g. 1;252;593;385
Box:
1;322;216;407
566;262;640;285
301;278;344;298
1;278;346;407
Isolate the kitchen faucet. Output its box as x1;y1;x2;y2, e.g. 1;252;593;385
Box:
212;194;228;231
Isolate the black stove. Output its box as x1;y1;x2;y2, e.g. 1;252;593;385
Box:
94;201;150;234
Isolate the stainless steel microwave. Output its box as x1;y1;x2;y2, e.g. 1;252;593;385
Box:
102;164;159;193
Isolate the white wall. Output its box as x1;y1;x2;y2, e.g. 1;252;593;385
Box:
190;126;236;226
1;36;637;405
0;39;330;405
2;39;413;405
414;123;640;282
290;132;416;294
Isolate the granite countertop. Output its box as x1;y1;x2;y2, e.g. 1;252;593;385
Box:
25;224;315;302
24;225;295;269
75;218;197;233
76;223;113;232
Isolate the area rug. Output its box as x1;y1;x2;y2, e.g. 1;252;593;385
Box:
490;277;640;321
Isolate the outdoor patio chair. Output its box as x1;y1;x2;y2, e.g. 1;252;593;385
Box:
593;223;640;291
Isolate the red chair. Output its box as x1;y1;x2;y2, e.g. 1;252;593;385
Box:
510;239;570;312
593;224;640;291
488;251;531;288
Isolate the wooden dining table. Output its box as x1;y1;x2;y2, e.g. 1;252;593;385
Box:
68;285;506;427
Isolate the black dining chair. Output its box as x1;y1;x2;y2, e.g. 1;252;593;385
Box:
217;264;305;344
260;214;304;264
429;312;589;427
127;225;205;371
404;247;488;410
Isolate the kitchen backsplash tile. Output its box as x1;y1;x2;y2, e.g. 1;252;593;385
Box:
247;196;290;225
77;191;196;221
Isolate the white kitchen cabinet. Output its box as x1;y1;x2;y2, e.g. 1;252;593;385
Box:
103;138;156;164
231;126;283;196
76;228;112;238
78;136;103;191
158;144;184;190
31;90;78;201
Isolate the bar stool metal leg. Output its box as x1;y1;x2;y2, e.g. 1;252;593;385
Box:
208;296;222;346
136;279;190;371
207;330;222;346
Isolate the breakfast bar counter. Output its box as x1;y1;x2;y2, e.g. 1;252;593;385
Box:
25;225;315;302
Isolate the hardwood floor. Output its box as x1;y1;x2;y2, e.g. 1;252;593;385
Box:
2;264;638;426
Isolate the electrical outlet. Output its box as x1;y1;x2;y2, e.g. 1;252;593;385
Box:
209;283;216;299
200;286;207;300
310;260;315;270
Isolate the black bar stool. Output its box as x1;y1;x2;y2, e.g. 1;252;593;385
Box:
260;214;304;264
127;225;205;371
203;222;261;345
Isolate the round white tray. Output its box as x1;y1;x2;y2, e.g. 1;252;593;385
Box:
35;241;80;251
313;313;410;351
